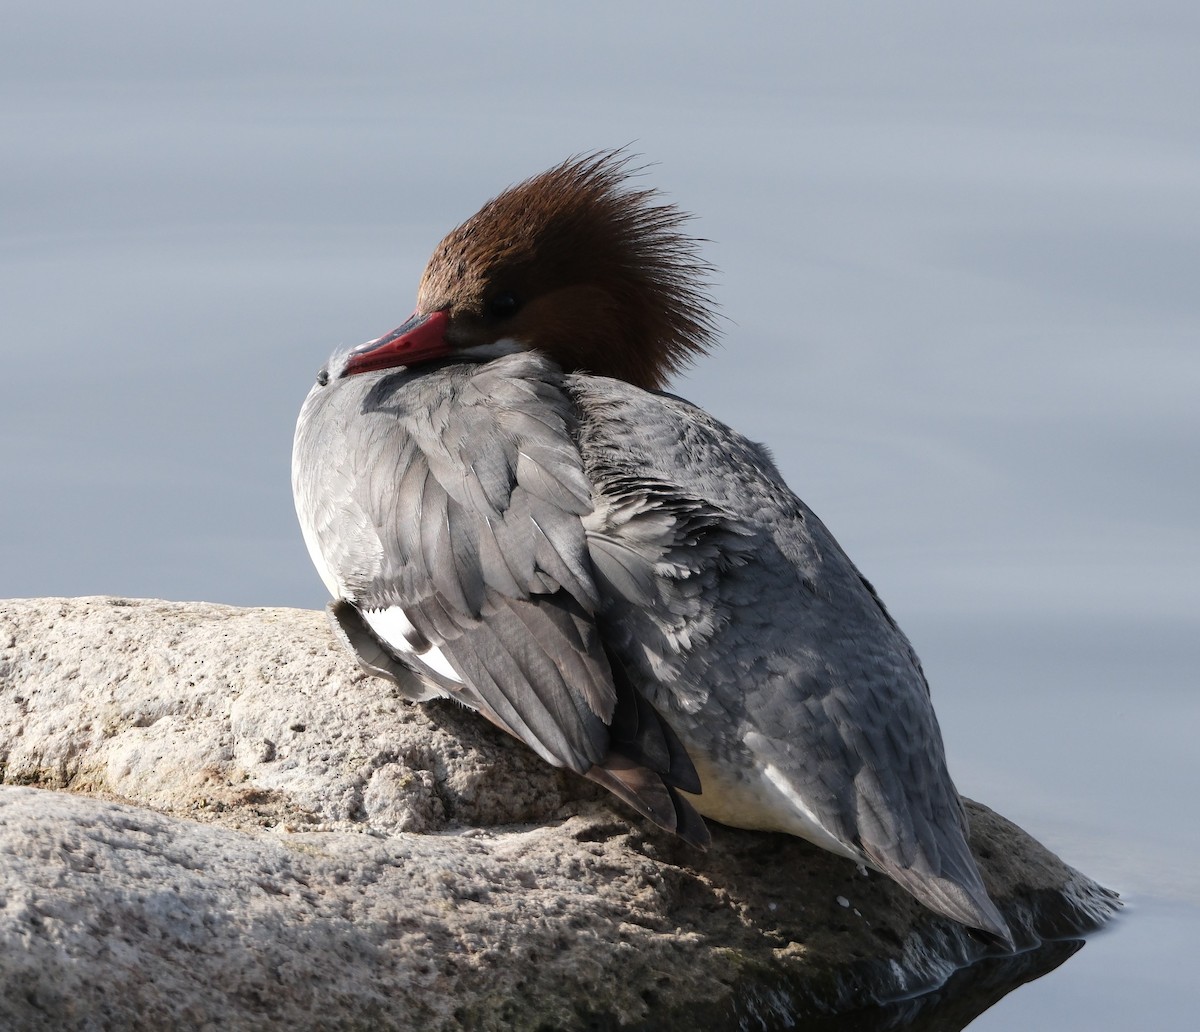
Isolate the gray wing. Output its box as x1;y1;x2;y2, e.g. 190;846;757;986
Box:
294;353;707;842
571;376;1011;943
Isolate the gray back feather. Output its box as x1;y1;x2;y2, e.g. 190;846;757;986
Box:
568;375;1007;939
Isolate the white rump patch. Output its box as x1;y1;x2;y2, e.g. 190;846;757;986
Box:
362;607;463;684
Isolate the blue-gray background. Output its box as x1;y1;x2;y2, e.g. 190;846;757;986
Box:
4;3;1196;1026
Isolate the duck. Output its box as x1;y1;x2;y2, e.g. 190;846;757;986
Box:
292;151;1013;946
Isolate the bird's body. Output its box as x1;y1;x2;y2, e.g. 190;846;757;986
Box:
292;153;1012;946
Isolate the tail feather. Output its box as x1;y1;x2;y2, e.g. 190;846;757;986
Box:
862;842;1013;948
588;648;710;845
586;758;711;848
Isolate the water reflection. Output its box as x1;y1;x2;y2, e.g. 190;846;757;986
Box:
795;939;1082;1031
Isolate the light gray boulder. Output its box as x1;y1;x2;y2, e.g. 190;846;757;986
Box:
0;597;1116;1031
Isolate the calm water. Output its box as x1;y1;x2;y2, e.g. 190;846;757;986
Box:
4;4;1197;1028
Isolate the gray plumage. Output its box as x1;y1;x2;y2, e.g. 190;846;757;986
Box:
293;349;1012;945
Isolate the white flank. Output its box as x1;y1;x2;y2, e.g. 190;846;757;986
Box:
686;750;862;862
759;763;861;860
361;607;463;684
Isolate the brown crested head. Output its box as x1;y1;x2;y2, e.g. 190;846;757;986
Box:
415;151;717;391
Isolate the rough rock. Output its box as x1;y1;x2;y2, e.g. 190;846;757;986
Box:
0;597;1117;1031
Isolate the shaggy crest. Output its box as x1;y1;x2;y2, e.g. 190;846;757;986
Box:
416;151;718;390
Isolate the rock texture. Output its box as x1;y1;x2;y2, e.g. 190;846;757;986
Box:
0;597;1117;1031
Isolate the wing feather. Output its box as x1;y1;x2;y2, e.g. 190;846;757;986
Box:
296;355;704;837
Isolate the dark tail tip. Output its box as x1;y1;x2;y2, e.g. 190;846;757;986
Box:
585;757;711;848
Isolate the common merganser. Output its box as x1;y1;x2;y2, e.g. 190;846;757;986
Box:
292;152;1012;946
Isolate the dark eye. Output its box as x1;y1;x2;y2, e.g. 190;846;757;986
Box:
487;292;520;319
